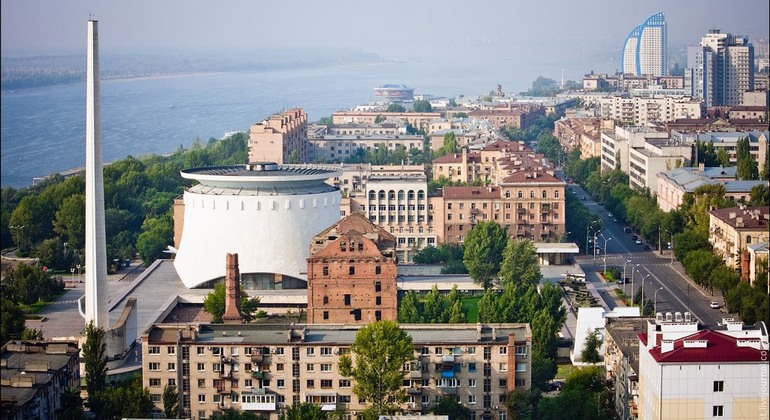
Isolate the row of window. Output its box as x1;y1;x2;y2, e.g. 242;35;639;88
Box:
147;345;526;359
368;191;426;200
370;204;426;211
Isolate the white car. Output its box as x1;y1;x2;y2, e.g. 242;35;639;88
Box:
608;212;613;218
710;301;721;309
635;239;642;245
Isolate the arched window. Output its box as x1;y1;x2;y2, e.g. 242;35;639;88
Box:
530;191;535;198
517;191;523;198
746;236;752;244
505;191;511;199
378;190;386;200
323;296;329;305
368;191;376;200
408;190;415;200
388;190;396;200
398;191;405;200
417;191;425;200
542;190;547;198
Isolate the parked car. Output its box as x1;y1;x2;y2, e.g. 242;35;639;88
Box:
581;196;586;200
643;244;650;250
608;212;614;218
614;218;619;223
710;301;721;309
624;227;632;233
548;381;564;391
632;235;638;240
618;277;629;284
635;239;642;245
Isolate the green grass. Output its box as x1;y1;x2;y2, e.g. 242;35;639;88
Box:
461;295;482;323
556;363;578;379
20;291;66;314
614;289;633;306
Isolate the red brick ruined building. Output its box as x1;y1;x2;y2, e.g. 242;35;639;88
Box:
307;212;398;324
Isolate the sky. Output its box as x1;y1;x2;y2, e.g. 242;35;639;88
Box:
2;0;768;59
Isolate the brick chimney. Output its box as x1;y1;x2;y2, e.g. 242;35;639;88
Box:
222;253;243;324
740;249;750;282
507;333;516;392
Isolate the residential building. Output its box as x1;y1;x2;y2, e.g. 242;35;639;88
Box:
637;316;768;420
675;130;769;175
627;139;691;193
599;94;703;126
571;307;640;366
141;322;532;420
664;117;768;134
553;117;604;153
708;205;770;270
331;112;441;133
0;341;80;420
656;166;768;212
729;105;767;122
746;241;768;287
599;126;669;174
441;186;501;243
604;317;648;420
248;109;309;164
307;212;398;324
686;30;755;107
622;12;667;77
467;104;545;130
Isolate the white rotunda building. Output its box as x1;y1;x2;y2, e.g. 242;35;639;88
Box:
174;162;341;289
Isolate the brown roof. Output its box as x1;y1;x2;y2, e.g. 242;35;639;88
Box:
500;170;563;184
442;186;500;199
480;140;526;152
310;212;396;256
433;152;481;164
709;206;770;230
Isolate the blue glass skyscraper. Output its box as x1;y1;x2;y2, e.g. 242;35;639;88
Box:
622;12;667;76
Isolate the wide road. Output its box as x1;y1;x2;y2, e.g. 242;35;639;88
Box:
570;184;730;328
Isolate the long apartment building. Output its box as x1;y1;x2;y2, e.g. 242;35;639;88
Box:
248;109;309;164
673;130;769;175
656;165;767;212
599;126;670;174
467;104;544;130
331;111;441;133
553;117;604;153
599;95;703;126
141;322;532;420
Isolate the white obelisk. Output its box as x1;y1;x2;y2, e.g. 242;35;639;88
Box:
83;19;109;329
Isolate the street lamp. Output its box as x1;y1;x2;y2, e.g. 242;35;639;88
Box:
586;222;600;259
623;259;632;294
9;225;26;251
653;286;664;315
630;264;640;305
668;230;674;265
640;274;651;314
600;234;612;273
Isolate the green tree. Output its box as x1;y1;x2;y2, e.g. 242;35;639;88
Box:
56;386;84;420
98;375;154;419
735;137;759;180
499;239;542;288
431;396;471;419
435;131;458;157
412;99;433;113
83;321;107;416
53;194;86;250
580;329;602;364
506;388;541;420
1;297;25;344
279;402;328;420
35;237;70;270
423;285;447;323
749;184;769;206
338;320;414;415
530;309;558;389
136;215;173;267
202;282;261;323
463;221;508;289
397;290;422;323
210;409;265;420
386;103;405;113
162;383;180;419
477;288;499;323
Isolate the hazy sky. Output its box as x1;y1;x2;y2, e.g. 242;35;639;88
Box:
2;0;768;60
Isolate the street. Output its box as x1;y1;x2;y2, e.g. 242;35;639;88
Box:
570;184;729;328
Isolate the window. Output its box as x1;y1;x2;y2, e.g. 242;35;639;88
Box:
499;363;507;371
344;295;351;305
375;281;382;292
149;362;160;371
376;296;382;305
213;363;224;372
713;381;724;392
468;379;477;387
277;379;285;388
150;394;161;403
713;405;724;416
197;379;205;388
276;363;284;371
307;348;315;356
198;394;206;403
168;379;175;386
307;380;315;388
515;363;527;372
197;347;205;355
244;379;252;388
244;347;252;356
168;362;176;371
515;346;527;356
467;347;476;355
148;346;160;355
321;363;333;372
499;347;507;355
167;346;176;355
468;363;477;372
149;378;161;387
435;347;442;354
515;379;526;387
339;379;351;388
499;379;507;388
322;266;329;276
197;363;205;371
321;379;333;389
468;395;477;404
349;266;355;275
321;347;333;356
323;311;329;320
213;394;221;403
244;363;252;372
306;364;315;372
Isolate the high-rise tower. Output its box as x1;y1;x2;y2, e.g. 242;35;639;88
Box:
622;12;667;77
81;19;109;329
685;29;755;107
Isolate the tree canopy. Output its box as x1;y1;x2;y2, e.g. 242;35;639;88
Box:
202;282;261;323
338;320;414;415
462;221;508;289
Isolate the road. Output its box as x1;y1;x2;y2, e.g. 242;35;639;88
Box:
570;184;730;328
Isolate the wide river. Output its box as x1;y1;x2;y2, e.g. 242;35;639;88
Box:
1;56;606;188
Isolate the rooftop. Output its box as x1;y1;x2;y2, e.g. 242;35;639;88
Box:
640;329;765;363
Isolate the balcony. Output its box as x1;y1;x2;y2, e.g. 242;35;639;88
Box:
442;354;455;364
407;402;422;411
252;371;266;380
216;386;229;394
407;386;422;395
409;370;423;379
440;387;458;395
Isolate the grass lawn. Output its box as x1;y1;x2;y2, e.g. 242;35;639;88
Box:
20;291;66;314
556;363;578;379
461;295;482;323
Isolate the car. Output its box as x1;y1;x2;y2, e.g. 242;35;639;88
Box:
623;227;632;233
608;212;613;218
710;301;721;309
635;239;642;245
643;244;650;250
547;380;564;391
632;235;638;240
614;218;619;223
581;196;586;200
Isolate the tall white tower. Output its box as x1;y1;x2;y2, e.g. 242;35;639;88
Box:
83;19;109;329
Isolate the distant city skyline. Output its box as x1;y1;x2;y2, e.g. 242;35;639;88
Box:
2;1;767;73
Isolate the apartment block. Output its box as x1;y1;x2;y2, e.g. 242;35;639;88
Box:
307;212;398;324
248;109;309;164
599;126;669;174
664;117;768;134
1;341;81;420
553;117;603;153
604;317;648;420
637;316;768;420
141;323;532;420
686;30;755;107
309;130;424;162
599;95;703;126
628;139;691;193
674;130;769;175
656;166;767;212
331;112;441;133
708;205;770;270
468;104;545;130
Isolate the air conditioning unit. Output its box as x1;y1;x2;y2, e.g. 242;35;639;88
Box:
334;350;339;355
271;349;277;354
